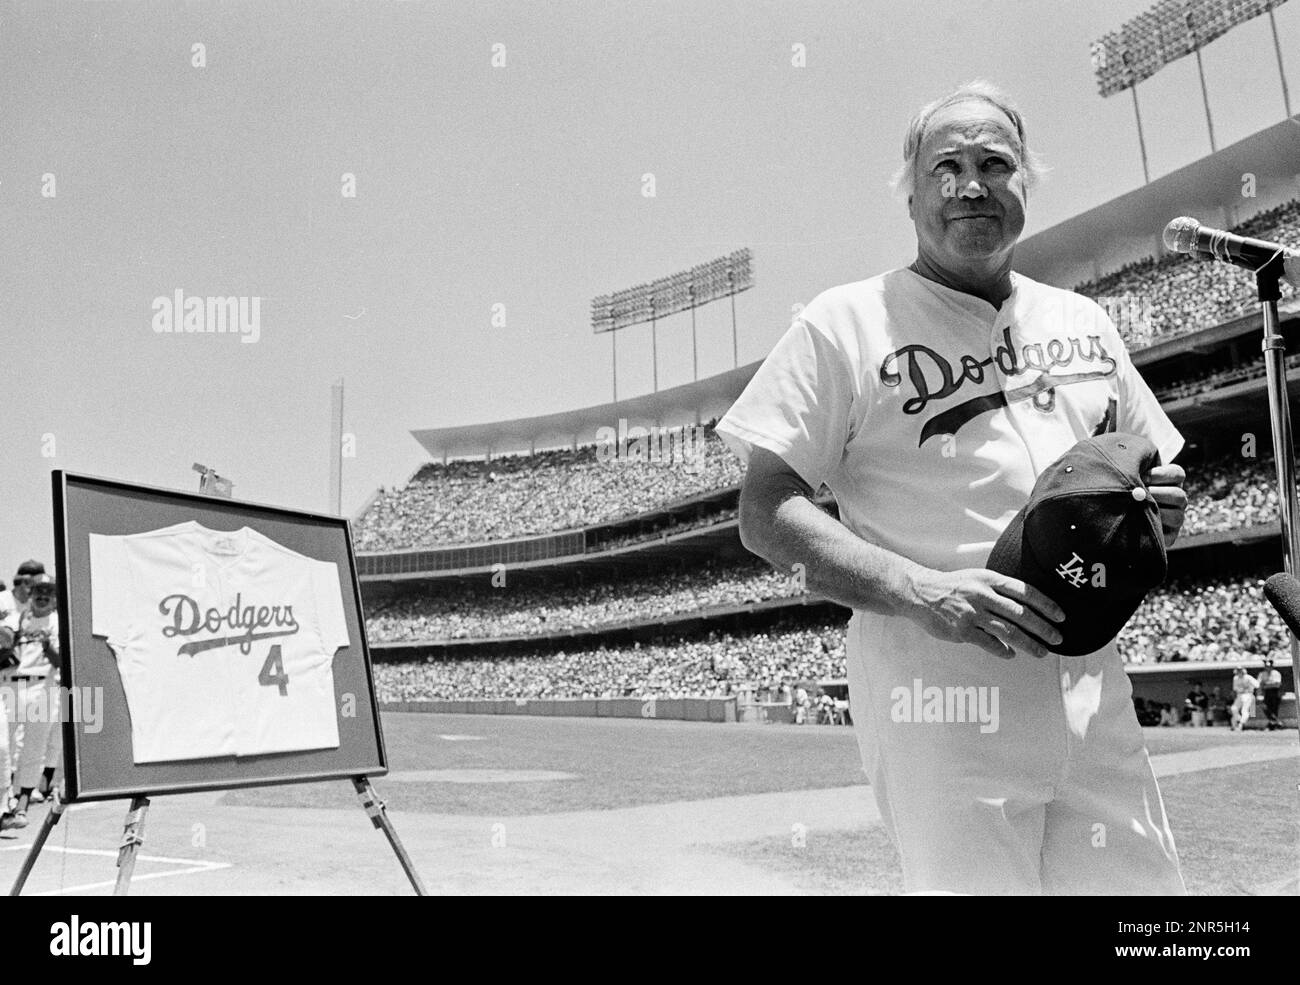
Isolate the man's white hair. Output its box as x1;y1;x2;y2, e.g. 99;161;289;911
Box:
890;80;1048;200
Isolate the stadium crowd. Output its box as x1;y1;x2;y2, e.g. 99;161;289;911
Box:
1153;352;1300;403
592;506;738;553
366;559;796;642
1180;452;1279;536
1073;197;1298;348
1117;573;1290;665
354;425;744;551
373;617;846;701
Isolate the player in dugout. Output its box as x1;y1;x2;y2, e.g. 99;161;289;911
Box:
717;81;1202;895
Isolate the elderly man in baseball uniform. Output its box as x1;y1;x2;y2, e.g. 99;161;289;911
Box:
717;81;1188;894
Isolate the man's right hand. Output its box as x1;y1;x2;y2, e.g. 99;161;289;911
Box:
901;567;1066;659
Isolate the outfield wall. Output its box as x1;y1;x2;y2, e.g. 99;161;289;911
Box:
380;696;737;723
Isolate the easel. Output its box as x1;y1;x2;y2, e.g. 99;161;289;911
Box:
9;776;426;896
8;786;69;895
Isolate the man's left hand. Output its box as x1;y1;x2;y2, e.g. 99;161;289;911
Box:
1145;463;1186;548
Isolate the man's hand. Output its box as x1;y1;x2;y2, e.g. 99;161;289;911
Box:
1144;463;1186;548
902;567;1065;659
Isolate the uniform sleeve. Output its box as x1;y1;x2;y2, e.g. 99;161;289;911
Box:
715;314;856;491
311;560;351;653
1112;331;1183;466
88;533;130;647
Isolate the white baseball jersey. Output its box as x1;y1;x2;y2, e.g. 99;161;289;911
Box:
3;608;58;677
89;521;350;764
717;269;1186;893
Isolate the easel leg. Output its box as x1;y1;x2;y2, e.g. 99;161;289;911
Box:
352;776;427;895
114;796;150;897
8;785;69;896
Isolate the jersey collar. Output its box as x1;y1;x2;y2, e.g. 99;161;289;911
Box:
901;266;1020;318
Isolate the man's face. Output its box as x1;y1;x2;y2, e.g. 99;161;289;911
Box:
909;99;1028;267
29;589;55;617
12;576;30;603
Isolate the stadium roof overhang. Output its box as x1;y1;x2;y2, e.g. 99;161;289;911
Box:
1016;116;1300;289
410;359;763;460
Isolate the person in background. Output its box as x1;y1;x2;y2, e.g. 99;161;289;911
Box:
0;578;12;819
1209;685;1226;726
9;560;44;613
0;573;61;830
1257;658;1283;731
818;689;835;724
0;561;44;821
793;683;809;725
1185;681;1209;726
1230;666;1259;732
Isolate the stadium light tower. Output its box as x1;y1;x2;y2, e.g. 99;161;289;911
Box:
1186;7;1217;151
1268;5;1292;115
1092;0;1293;181
650;296;658;392
591;249;754;400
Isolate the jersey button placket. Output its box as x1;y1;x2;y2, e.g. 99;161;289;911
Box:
991;316;1037;472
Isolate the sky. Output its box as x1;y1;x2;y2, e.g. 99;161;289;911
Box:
1;0;1298;574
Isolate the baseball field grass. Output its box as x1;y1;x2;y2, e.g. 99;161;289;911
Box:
3;714;1296;894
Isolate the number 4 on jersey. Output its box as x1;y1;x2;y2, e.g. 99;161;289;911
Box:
259;644;290;696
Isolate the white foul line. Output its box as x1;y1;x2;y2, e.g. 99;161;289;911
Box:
1;843;230;895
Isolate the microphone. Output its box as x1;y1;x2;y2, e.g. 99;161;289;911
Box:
1263;572;1300;640
1163;216;1296;272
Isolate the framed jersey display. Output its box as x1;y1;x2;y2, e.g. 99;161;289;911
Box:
52;470;388;800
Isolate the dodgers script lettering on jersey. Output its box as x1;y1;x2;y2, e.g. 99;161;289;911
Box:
158;593;300;656
880;324;1117;446
88;521;351;764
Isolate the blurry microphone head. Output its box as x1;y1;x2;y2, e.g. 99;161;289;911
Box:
1162;217;1201;255
1263;572;1300;637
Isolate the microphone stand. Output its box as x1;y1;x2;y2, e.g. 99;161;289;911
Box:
1257;250;1300;686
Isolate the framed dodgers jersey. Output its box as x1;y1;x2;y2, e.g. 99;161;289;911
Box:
52;471;387;800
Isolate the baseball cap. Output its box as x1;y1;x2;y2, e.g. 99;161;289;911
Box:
15;560;44;579
986;432;1167;657
27;572;57;593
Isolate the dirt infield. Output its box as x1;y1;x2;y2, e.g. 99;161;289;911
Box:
2;714;1296;895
